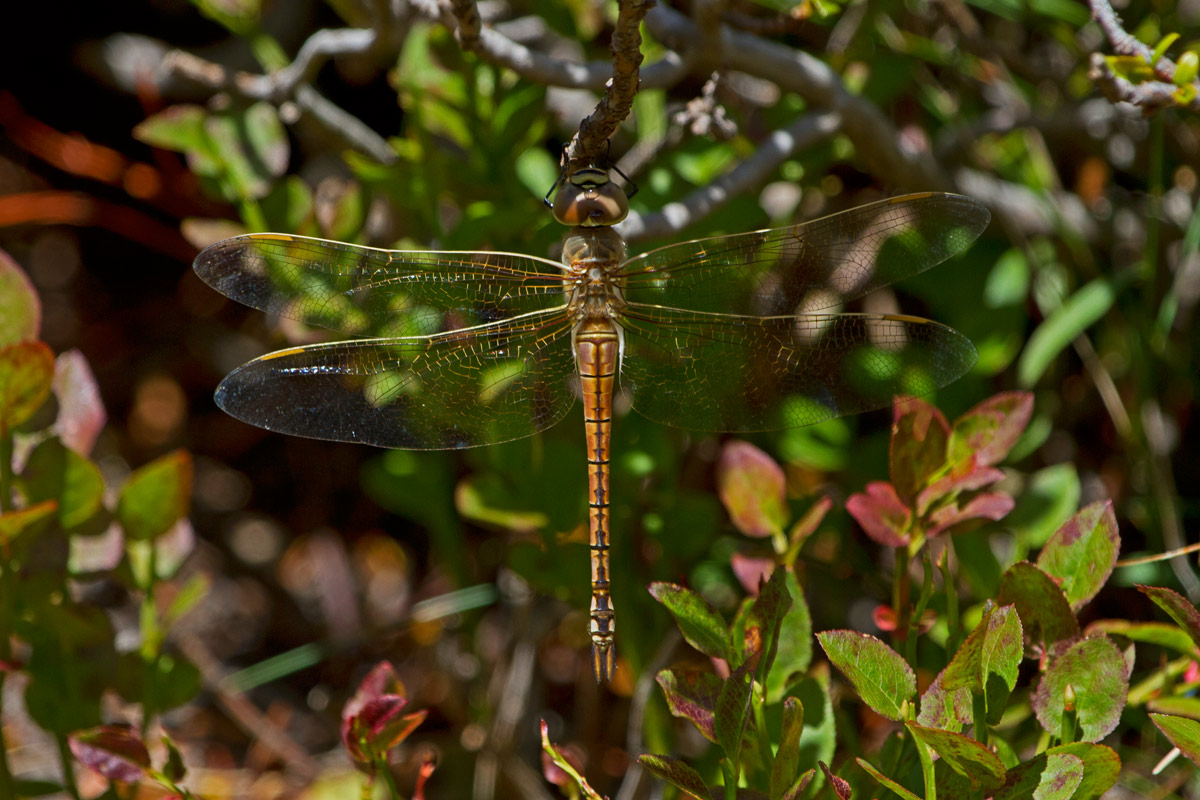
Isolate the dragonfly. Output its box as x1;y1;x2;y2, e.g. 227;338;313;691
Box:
194;168;990;681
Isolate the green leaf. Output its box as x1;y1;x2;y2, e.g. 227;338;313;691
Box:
21;438;106;530
947;391;1034;469
916;669;972;732
1150;714;1200;769
0;248;40;345
161;734;188;784
1036;500;1119;611
0;500;57;547
940;604;1022;724
855;758;922;800
816;630;915;721
715;659;754;761
638;755;713;800
1018;279;1114;387
133;105;209;153
1151;32;1180;66
1137;584;1200;653
717;440;788;537
657;668;721;742
908;723;1006;792
1085;619;1196;654
769;697;804;800
116;450;193;541
540;720;604;800
994;743;1120;799
515;149;559;200
764;570;813;701
741;567;791;678
649;582;730;661
996;562;1079;646
983;249;1030;309
0;340;54;428
1032;636;1129;742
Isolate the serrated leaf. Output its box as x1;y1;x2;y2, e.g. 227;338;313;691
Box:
1137;584;1200;653
649;582;730;661
996;562;1079;647
908;723;1006;792
855;757;922;800
0;247;40;345
816;630;915;721
0;340;54;428
1151;714;1200;769
657;668;722;742
1036;500;1119;611
116;450;192;541
638;754;714;800
715;659;754;761
994;743;1119;800
717;440;788;538
68;725;150;783
1032;636;1128;742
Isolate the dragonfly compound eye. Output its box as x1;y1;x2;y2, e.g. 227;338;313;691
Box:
552;167;629;227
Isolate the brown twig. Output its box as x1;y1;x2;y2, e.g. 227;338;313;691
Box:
1086;0;1200;113
564;0;657;172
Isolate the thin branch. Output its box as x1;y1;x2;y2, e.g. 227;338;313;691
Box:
618;111;842;242
645;3;948;190
1086;0;1200;113
565;0;657;170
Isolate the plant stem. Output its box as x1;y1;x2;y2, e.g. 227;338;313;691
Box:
892;548;911;649
939;544;961;656
380;760;401;800
0;426;16;800
913;734;936;800
56;732;84;800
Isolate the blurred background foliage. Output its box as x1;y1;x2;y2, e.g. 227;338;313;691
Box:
1;0;1199;796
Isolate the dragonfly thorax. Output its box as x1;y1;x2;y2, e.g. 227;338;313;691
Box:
552;167;629;227
563;226;627;321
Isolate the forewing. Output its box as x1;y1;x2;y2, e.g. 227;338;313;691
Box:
194;233;568;337
215;310;578;449
620;193;989;315
619;304;977;432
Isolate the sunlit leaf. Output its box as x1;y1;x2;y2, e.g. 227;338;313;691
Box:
649;582;730;661
116;450;193;541
996;561;1079;646
638;754;714;800
816;630;915;721
1032;636;1129;742
0;248;39;345
0;340;54;429
908;723;1006;792
1036;500;1119;611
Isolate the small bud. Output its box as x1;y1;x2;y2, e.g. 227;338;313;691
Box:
1063;683;1077;713
1176;51;1199;85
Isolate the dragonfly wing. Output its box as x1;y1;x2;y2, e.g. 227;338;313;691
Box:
619;304;976;432
194;233;568;337
215;310;578;449
620;193;989;315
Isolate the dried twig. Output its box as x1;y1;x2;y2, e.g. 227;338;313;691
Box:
564;0;657;171
1086;0;1200;113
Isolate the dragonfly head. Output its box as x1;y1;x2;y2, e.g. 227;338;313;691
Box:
552;167;629;228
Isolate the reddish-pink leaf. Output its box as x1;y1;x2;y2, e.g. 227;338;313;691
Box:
730;553;775;596
341;662;408;760
917;461;1004;516
889;396;950;504
0;248;40;346
819;761;852;799
949;391;1034;468
69;725;151;783
846;481;911;546
657;667;722;742
717;440;788;538
53;350;106;454
926;492;1015;537
0;340;54;429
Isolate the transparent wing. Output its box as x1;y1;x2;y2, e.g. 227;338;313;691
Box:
620;193;990;316
618;304;977;432
194;233;569;337
214;309;578;449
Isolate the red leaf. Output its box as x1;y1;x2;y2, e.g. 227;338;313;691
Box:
916;460;1004;516
730;553;775;596
926;492;1015;537
342;662;409;761
53;350;106;454
846;481;911;546
69;725;151;783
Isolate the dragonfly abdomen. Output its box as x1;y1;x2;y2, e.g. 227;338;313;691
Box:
574;317;619;682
